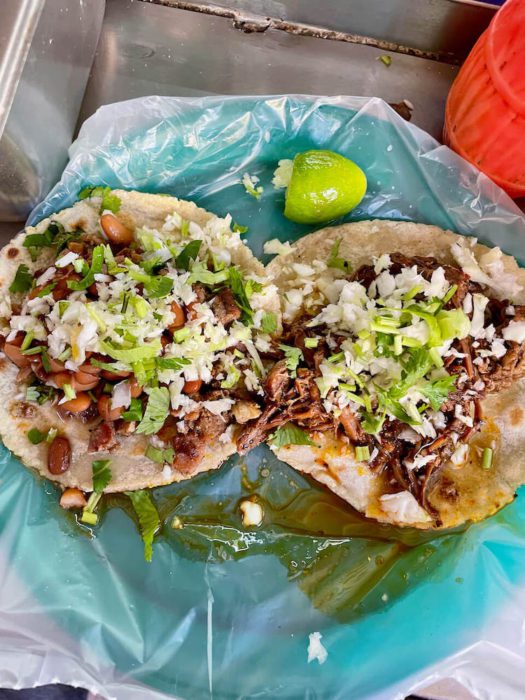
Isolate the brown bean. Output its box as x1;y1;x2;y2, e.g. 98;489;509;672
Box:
52;371;74;388
47;357;65;373
79;362;101;376
170;302;186;330
4;337;31;368
97;394;124;421
48;436;71;475
128;376;143;398
100;213;133;246
31;358;49;382
73;370;99;390
52;371;98;392
61;391;92;413
60;488;87;509
101;368;131;381
183;379;202;394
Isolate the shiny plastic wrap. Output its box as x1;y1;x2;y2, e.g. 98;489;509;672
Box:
2;96;525;700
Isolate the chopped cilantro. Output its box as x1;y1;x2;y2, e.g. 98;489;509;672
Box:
122;397;144;422
420;374;457;411
92;459;112;493
233;223;248;234
67;245;104;291
23;230;54;249
270;423;316;448
136;387;170;435
26;384;56;405
327;238;352;274
9;264;33;293
145;444;174;464
279;344;303;377
361;411;386;435
175;240;202;271
261;312;277;334
228;267;255;324
79;185;121;213
126;490;161;562
27;428;47;445
145;275;173;299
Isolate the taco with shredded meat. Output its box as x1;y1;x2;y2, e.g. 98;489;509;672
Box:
238;220;525;529
0;189;279;500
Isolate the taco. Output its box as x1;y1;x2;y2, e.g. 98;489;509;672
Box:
238;220;525;529
0;189;279;500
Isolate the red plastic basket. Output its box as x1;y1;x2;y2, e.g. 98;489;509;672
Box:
444;0;525;198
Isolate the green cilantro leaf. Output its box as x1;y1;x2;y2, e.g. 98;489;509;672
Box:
145;444;175;464
79;185;121;213
136;387;170;435
228;267;254;324
420;374;457;411
27;428;47;445
388;348;433;400
279;344;303;378
122;397;144;422
126;490;161;562
270;423;316;448
327;239;352;274
145;275;174;299
175;240;202;271
92;459;112;493
23;230;54;249
261;312;277;334
67;245;105;291
9;264;33;293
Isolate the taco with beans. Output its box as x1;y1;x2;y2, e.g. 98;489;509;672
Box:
0;189;279;508
238;220;525;529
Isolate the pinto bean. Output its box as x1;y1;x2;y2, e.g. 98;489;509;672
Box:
48;436;71;474
52;371;98;392
183;379;202;394
101;368;131;381
79;363;101;376
4;334;31;368
73;370;99;390
47;357;66;373
97;394;124;421
52;372;74;388
128;376;143;398
61;392;91;413
170;302;186;330
100;213;133;246
60;488;87;509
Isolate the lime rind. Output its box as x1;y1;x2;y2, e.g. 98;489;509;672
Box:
283;150;367;225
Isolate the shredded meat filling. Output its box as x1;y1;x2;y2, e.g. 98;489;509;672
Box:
239;252;525;521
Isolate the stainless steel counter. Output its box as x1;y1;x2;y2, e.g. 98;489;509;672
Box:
79;0;457;140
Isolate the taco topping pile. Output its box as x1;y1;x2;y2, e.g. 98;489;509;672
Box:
1;189;276;478
239;239;525;521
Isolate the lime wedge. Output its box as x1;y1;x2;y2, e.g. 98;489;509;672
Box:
283;150;367;224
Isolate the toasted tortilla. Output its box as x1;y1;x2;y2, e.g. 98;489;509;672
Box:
0;190;279;492
267;220;525;529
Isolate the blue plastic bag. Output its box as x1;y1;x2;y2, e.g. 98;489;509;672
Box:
2;95;525;700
